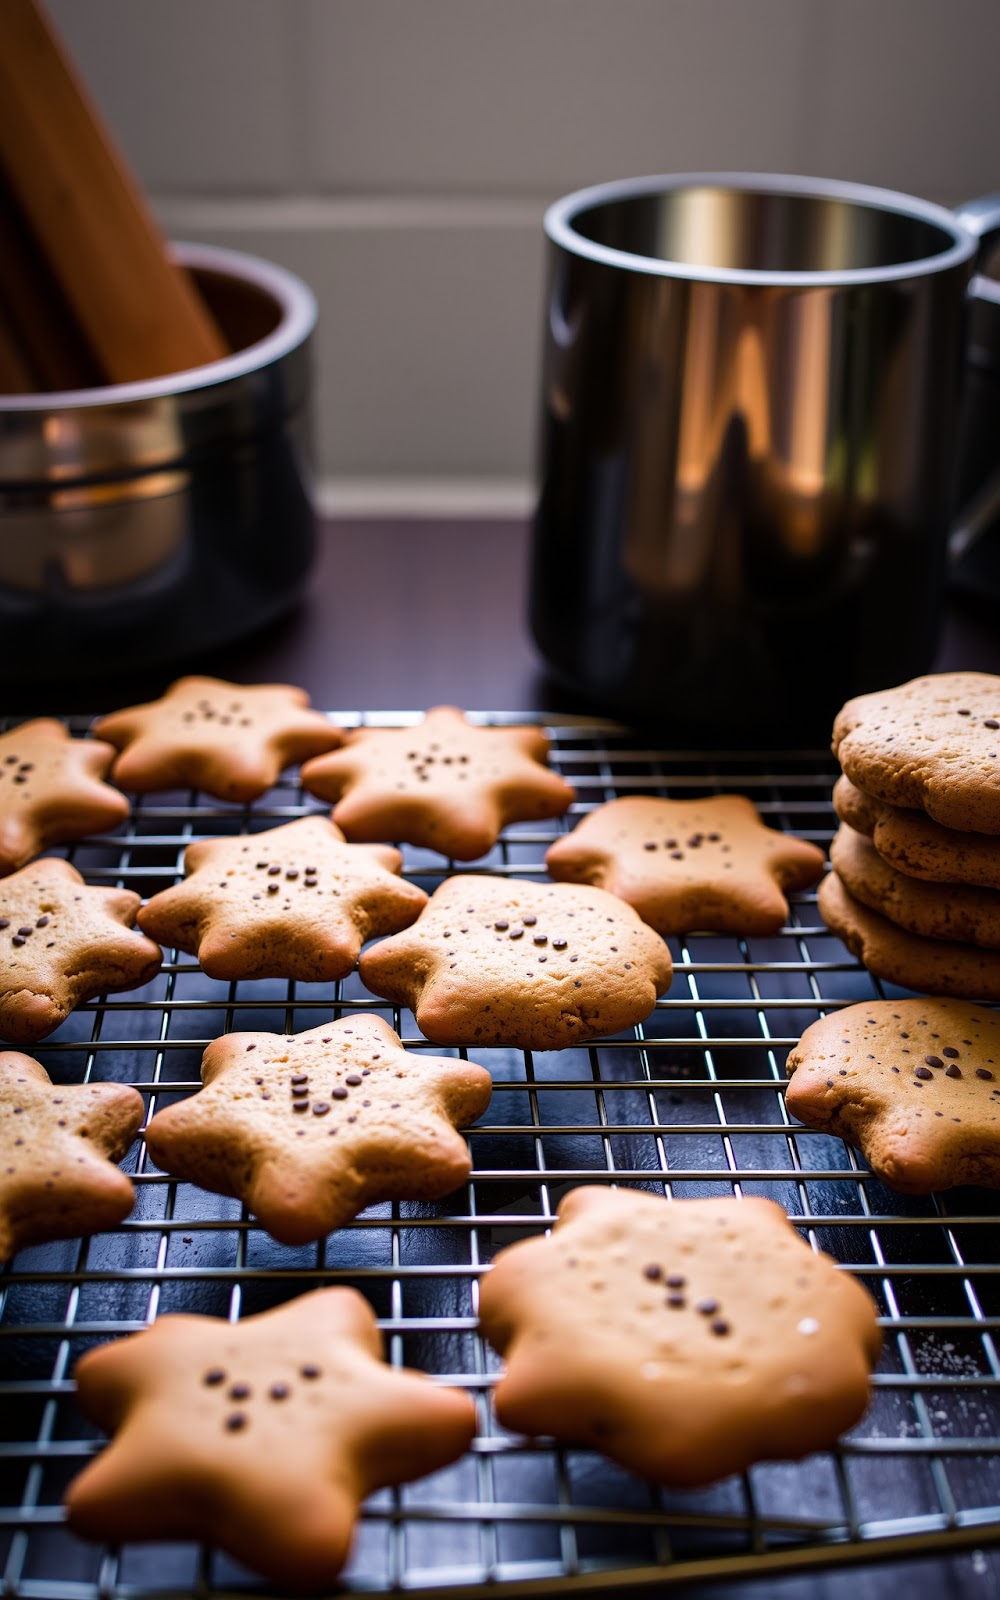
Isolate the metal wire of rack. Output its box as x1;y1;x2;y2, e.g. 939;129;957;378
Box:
1;711;999;1599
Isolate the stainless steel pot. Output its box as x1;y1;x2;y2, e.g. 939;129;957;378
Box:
0;242;317;687
530;173;1000;739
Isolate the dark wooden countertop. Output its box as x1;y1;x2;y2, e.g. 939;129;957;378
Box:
23;515;1000;716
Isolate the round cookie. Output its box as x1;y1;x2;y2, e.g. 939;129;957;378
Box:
832;672;1000;834
832;775;1000;891
830;823;1000;950
545;794;825;936
786;998;1000;1193
359;874;674;1049
818;871;1000;1000
478;1187;880;1487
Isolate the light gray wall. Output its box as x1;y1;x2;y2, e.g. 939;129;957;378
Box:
49;0;1000;486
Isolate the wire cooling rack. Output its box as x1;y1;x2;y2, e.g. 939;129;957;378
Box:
1;711;999;1600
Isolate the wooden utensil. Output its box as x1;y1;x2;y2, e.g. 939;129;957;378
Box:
0;0;228;386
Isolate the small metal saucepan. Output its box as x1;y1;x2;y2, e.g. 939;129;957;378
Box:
0;242;317;687
530;173;1000;740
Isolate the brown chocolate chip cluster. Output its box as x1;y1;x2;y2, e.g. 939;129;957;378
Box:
404;742;471;784
0;755;33;790
955;707;1000;729
0;913;55;949
490;911;571;965
642;1263;730;1335
250;858;319;899
181;697;253;728
202;1361;323;1432
642;829;726;862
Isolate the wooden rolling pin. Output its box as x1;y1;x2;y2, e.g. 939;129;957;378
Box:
0;0;228;386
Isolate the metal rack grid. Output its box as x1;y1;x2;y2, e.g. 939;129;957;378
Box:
2;711;1000;1599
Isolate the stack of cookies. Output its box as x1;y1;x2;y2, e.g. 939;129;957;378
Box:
821;672;1000;998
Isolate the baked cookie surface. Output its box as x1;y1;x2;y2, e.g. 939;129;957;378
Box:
818;871;1000;1000
833;775;1000;891
0;720;129;875
300;705;574;860
0;1053;143;1261
65;1287;477;1591
830;823;1000;949
359;874;673;1048
478;1187;880;1487
94;676;341;801
0;858;161;1042
546;795;824;935
137;815;427;981
832;672;1000;833
786;998;1000;1193
143;1015;492;1244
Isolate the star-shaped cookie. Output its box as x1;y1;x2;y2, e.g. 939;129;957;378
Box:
0;1053;143;1261
0;858;161;1043
93;676;342;801
359;874;673;1049
137;816;428;982
546;795;825;936
478;1187;880;1487
65;1287;477;1590
786;998;1000;1193
0;719;129;875
143;1015;492;1244
299;705;575;860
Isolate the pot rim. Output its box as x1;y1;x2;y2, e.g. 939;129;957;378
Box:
544;171;976;287
0;241;317;413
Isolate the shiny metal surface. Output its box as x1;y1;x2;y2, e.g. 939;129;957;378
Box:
0;245;317;679
530;174;995;738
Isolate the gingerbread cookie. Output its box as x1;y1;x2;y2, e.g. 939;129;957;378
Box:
478;1187;880;1487
0;858;161;1043
359;875;673;1049
143;1015;491;1245
786;999;1000;1193
299;706;574;860
66;1287;477;1590
546;795;824;936
833;775;1000;891
137;816;427;982
94;677;341;802
818;871;1000;1000
0;1054;143;1261
832;672;1000;834
0;720;129;875
830;823;1000;949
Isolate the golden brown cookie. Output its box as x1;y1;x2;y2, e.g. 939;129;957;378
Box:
0;720;129;875
65;1287;477;1591
0;858;161;1042
299;706;574;860
786;999;1000;1193
478;1187;880;1487
546;795;825;936
359;874;673;1049
143;1015;491;1245
830;823;1000;949
0;1054;143;1261
833;774;1000;891
832;672;1000;833
137;815;427;982
94;676;342;801
818;871;1000;1000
